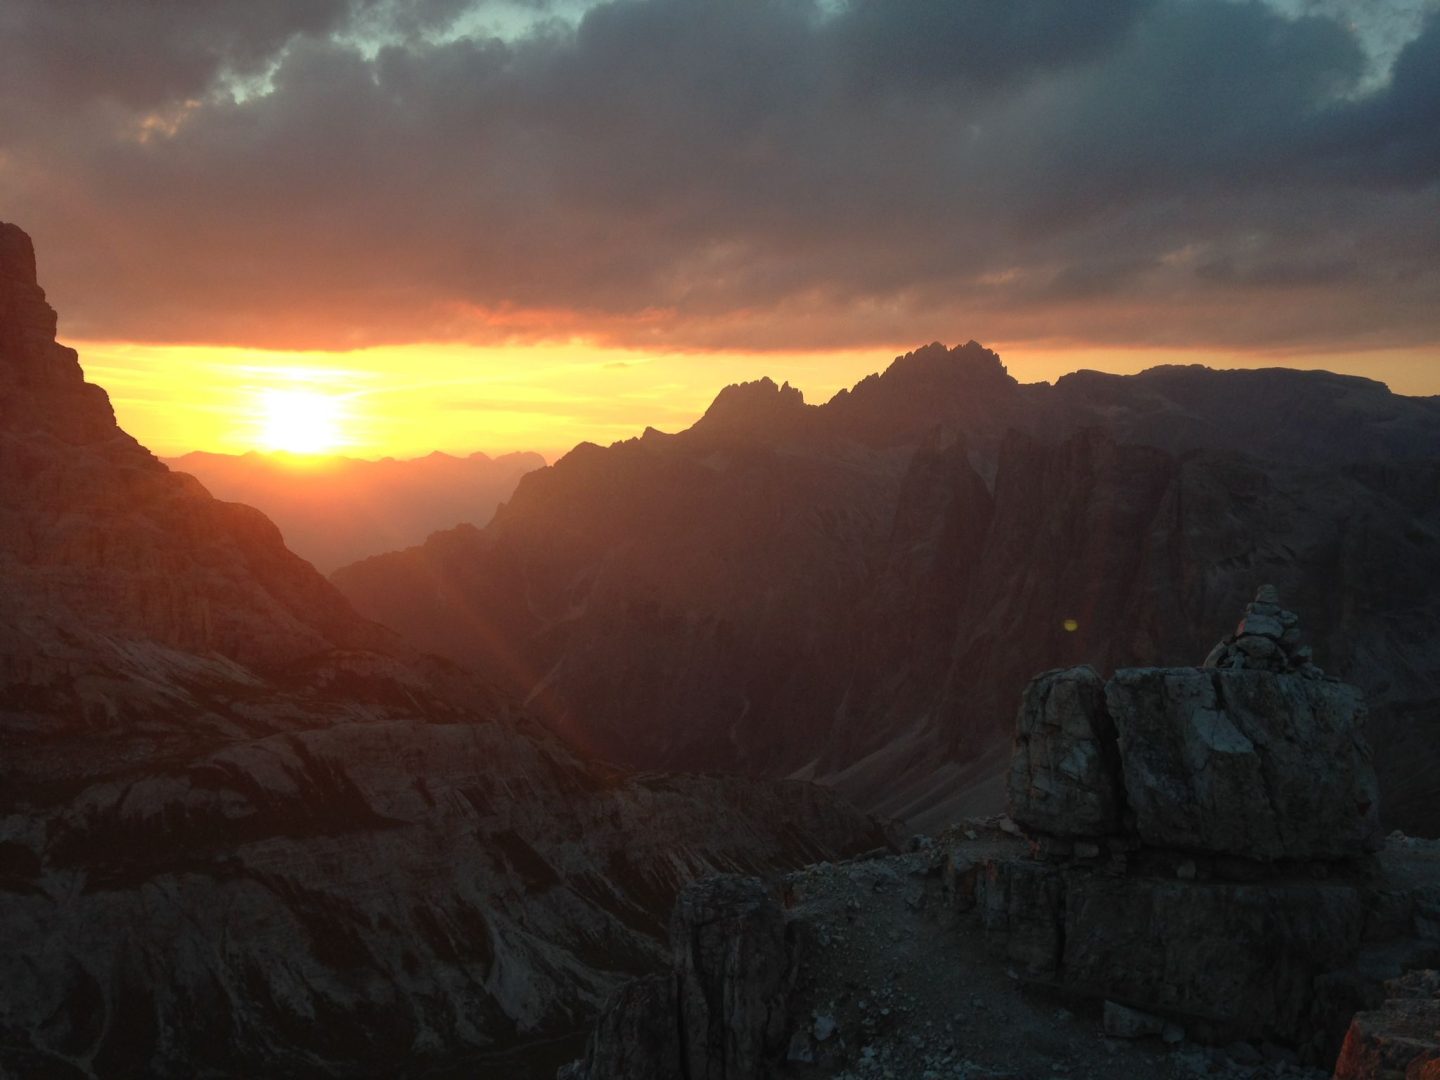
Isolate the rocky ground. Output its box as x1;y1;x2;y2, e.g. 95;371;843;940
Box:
564;594;1440;1080
606;822;1439;1080
777;827;1344;1080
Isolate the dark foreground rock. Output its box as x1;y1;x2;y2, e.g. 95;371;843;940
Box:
1009;590;1383;861
1333;970;1440;1079
562;597;1439;1078
563;876;795;1080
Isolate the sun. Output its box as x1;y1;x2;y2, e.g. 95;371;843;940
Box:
257;388;346;455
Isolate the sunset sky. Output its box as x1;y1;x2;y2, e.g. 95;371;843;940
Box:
3;0;1437;458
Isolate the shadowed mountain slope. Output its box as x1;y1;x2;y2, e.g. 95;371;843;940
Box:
333;343;1440;836
0;222;889;1078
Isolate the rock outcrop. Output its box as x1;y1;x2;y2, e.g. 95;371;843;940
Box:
0;222;893;1078
1010;589;1383;861
561;875;794;1080
562;597;1439;1077
988;595;1431;1062
1333;970;1440;1079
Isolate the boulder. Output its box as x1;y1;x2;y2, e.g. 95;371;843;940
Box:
1107;667;1382;861
1064;874;1365;1042
1332;970;1440;1079
1104;1001;1167;1039
1008;666;1123;837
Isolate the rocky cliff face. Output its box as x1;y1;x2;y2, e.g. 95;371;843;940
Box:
1;221;393;685
0;222;891;1078
333;342;1440;836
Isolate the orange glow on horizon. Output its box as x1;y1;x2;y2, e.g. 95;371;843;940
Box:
73;338;1440;461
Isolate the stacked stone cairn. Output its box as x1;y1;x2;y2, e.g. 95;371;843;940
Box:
1202;583;1324;677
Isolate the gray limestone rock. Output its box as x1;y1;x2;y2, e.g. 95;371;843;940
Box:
565;875;796;1080
1107;667;1382;861
977;857;1067;974
1008;666;1123;838
1065;874;1366;1043
672;875;792;1079
563;975;681;1080
1104;1000;1167;1039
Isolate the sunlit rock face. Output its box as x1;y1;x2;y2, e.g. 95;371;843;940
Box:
0;222;891;1077
334;338;1440;836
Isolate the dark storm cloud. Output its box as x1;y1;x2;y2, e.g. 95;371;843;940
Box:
1;0;1437;352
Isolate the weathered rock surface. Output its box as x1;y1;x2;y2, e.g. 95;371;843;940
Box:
1333;970;1440;1080
673;876;793;1078
562;875;793;1080
1007;593;1384;863
333;342;1440;837
1009;665;1123;837
562;829;1440;1079
556;975;679;1080
1064;874;1366;1043
0;222;892;1078
979;601;1429;1068
1111;666;1382;860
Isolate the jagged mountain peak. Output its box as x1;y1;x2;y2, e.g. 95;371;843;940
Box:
0;221;135;447
819;339;1023;449
1;221;60;359
692;374;811;438
877;339;1012;386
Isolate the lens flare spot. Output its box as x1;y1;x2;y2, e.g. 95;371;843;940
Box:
1063;618;1079;632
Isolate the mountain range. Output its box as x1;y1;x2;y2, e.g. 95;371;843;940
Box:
333;342;1440;836
167;449;544;573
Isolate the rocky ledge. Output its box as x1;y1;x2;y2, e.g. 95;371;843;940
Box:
561;593;1440;1078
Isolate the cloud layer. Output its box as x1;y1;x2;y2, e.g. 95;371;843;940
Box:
3;0;1437;353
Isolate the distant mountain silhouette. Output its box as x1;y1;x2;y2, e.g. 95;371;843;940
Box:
334;342;1440;836
168;448;544;572
0;223;888;1076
